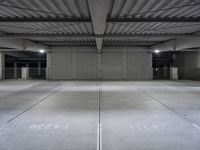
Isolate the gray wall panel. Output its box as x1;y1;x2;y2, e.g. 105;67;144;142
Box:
47;47;153;80
127;51;152;80
175;51;200;80
102;52;123;80
51;48;72;79
77;52;97;80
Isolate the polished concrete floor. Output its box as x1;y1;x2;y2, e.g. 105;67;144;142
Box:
0;80;200;150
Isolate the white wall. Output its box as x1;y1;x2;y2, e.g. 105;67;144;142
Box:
47;47;152;80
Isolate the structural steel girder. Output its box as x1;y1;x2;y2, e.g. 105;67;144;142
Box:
0;34;199;38
1;17;200;23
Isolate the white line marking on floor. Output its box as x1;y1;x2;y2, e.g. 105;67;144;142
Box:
0;86;60;130
129;124;161;131
100;124;102;150
29;124;69;130
192;123;200;131
97;124;99;150
97;123;102;150
97;81;102;150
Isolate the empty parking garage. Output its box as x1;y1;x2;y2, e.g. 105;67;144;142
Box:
0;0;200;150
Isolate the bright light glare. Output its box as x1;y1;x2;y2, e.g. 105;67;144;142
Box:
39;49;45;53
154;49;160;53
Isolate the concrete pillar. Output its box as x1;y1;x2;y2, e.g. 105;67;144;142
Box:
122;50;127;80
46;52;52;79
14;62;17;79
148;52;153;80
37;61;41;75
170;67;178;80
163;66;168;79
0;52;5;80
71;47;77;79
21;67;29;79
197;51;200;80
198;51;200;67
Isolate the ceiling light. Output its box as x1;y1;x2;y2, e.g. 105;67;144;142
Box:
154;49;160;53
39;49;45;53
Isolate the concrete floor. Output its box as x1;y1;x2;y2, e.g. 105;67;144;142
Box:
0;80;200;150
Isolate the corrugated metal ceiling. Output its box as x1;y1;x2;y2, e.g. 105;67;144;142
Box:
0;0;90;18
0;22;93;34
0;0;200;47
108;0;200;18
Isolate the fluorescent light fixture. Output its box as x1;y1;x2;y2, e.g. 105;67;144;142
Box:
154;49;160;53
39;49;45;53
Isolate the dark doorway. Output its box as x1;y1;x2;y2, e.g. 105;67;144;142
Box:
5;51;46;79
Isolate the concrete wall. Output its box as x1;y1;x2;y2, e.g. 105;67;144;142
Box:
47;47;152;80
175;51;200;80
0;52;5;79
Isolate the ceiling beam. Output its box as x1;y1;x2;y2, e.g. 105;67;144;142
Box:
0;33;200;38
105;34;200;38
107;17;200;22
42;41;154;44
88;0;110;51
49;44;96;47
0;17;91;22
1;17;200;23
0;38;49;51
5;51;30;58
152;37;200;51
0;34;94;38
103;47;149;51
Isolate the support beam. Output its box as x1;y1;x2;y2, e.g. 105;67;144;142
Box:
0;17;200;23
102;47;150;52
107;17;200;22
0;17;91;22
5;51;30;58
1;34;200;38
0;39;49;52
105;34;200;38
88;0;110;51
0;34;94;38
152;37;200;51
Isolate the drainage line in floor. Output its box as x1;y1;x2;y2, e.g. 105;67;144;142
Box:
0;86;60;130
139;88;200;131
97;81;102;150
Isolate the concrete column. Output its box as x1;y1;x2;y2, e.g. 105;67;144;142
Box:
0;52;5;80
71;47;77;79
163;66;168;79
37;61;41;75
197;50;200;80
14;62;17;79
148;52;153;80
170;67;178;80
122;50;127;80
46;52;52;80
21;67;29;79
198;51;200;67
